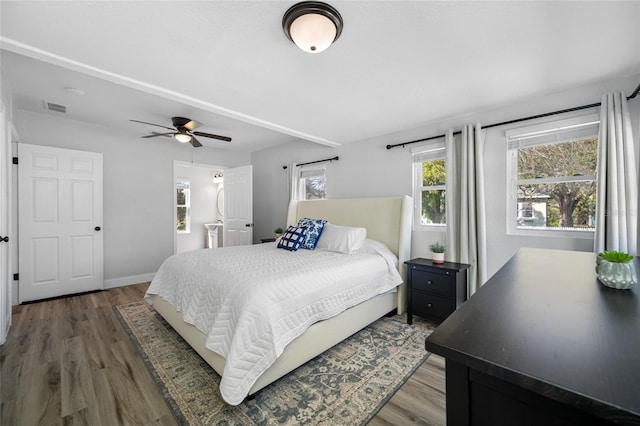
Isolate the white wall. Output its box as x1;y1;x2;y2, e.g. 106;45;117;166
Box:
175;163;222;253
252;73;640;280
12;110;249;302
252;140;338;242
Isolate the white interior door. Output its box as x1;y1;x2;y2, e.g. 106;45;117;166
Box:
223;165;253;246
0;105;10;343
18;143;103;303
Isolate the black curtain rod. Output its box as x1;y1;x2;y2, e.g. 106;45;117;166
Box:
282;156;339;170
386;82;640;150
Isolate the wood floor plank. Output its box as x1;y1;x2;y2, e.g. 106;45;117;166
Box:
109;339;173;424
1;283;446;425
60;336;96;418
371;354;447;426
77;319;110;371
13;361;62;426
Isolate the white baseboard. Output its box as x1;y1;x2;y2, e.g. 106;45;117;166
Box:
103;272;155;289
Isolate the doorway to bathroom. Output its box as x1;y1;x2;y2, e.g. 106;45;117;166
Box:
173;161;225;254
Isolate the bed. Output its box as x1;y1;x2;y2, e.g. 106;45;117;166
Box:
146;196;412;405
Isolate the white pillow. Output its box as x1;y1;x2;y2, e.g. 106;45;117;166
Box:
316;223;367;254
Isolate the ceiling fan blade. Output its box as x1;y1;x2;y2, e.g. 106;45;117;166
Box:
190;136;203;148
130;119;175;131
184;120;200;131
193;131;232;142
172;117;200;131
141;132;175;138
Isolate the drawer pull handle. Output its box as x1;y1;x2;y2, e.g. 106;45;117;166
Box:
427;303;432;308
427;280;433;285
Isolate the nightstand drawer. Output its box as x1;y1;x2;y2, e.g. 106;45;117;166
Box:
411;269;451;297
412;293;451;320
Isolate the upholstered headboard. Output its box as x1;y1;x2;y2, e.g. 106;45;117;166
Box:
286;196;413;313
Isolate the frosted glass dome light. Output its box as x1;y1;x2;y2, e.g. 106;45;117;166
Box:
174;131;192;143
283;2;343;54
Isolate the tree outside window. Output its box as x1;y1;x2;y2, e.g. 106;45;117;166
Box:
516;137;597;230
419;158;446;225
304;175;326;200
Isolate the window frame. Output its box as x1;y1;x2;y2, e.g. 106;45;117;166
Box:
176;178;191;234
412;140;446;230
297;165;326;201
506;114;599;239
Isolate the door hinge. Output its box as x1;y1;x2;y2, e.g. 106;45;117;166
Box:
13;273;19;281
12;157;18;165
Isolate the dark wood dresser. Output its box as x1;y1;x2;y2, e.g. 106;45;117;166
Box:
405;258;470;324
425;248;640;425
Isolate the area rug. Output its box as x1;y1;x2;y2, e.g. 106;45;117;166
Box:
114;301;435;426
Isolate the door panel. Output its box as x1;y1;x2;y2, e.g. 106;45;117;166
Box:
71;180;93;221
32;237;59;283
18;143;103;302
71;235;94;278
33;178;58;222
223;165;253;246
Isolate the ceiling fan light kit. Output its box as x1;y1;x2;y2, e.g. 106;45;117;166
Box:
283;1;343;53
174;130;192;143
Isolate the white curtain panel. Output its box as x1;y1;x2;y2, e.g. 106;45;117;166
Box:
287;162;300;202
594;92;638;255
445;125;488;297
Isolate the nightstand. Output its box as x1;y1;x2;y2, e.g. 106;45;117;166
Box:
404;258;470;324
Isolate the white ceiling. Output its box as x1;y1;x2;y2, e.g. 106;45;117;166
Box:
1;1;639;152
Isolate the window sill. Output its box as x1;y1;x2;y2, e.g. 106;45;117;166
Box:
508;227;594;240
414;224;447;232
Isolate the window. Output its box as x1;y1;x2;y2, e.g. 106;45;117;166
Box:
176;179;190;233
413;141;446;228
507;115;599;236
298;166;326;200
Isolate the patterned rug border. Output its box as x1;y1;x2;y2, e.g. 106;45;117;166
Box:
360;349;431;425
114;302;433;425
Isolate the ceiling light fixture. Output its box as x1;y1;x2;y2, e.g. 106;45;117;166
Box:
174;130;192;143
282;1;343;53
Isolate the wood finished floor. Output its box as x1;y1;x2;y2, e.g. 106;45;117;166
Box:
0;283;446;425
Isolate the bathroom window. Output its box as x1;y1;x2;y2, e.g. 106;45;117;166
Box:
176;179;190;233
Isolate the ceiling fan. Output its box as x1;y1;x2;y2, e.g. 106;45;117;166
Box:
130;116;232;147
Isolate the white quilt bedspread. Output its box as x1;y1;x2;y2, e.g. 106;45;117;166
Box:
145;239;402;405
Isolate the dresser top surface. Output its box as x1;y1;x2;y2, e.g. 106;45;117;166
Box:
425;248;640;419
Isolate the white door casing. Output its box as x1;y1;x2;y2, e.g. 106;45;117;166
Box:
0;105;10;343
223;165;253;246
18;143;103;303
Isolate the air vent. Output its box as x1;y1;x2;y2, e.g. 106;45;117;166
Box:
43;101;67;113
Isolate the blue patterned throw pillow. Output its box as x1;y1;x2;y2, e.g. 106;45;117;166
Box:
297;217;327;250
277;226;308;251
